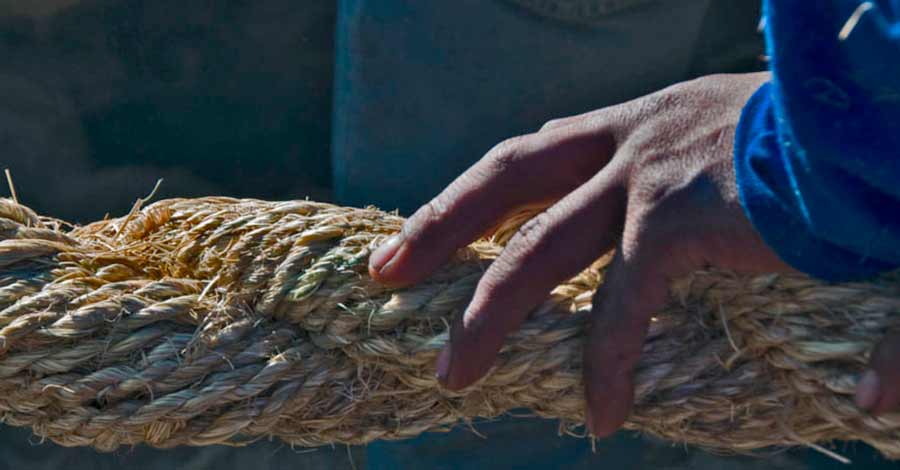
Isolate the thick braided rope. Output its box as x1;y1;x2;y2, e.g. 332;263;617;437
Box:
0;197;898;457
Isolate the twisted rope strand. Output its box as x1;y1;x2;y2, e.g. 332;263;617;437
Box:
0;197;897;457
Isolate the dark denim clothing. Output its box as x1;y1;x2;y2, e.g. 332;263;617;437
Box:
332;0;765;214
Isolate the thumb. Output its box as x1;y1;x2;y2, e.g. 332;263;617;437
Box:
583;247;672;437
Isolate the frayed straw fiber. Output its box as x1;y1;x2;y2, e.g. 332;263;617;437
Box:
0;196;898;458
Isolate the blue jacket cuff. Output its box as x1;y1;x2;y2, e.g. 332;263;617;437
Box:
734;82;896;282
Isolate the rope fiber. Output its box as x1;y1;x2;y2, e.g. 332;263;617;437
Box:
0;197;898;457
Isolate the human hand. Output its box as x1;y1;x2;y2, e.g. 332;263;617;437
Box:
368;72;796;437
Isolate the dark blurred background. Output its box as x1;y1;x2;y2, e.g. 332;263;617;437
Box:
0;0;334;223
0;1;359;468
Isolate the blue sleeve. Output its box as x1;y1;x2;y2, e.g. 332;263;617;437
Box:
734;0;900;282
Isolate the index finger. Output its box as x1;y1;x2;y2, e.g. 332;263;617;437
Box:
369;124;617;287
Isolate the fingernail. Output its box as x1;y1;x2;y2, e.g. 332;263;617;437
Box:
370;235;403;274
436;346;452;383
855;370;881;410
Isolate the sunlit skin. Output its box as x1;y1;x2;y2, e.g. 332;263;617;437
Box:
368;71;898;437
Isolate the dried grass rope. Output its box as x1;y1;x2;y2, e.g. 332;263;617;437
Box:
0;196;898;458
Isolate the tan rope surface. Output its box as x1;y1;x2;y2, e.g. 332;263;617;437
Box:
0;197;898;457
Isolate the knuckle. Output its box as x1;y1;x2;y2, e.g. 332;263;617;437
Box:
480;213;554;289
515;212;551;245
403;197;451;243
505;211;556;259
640;88;683;115
422;197;451;226
485;136;528;174
636;77;706;116
540;118;568;131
